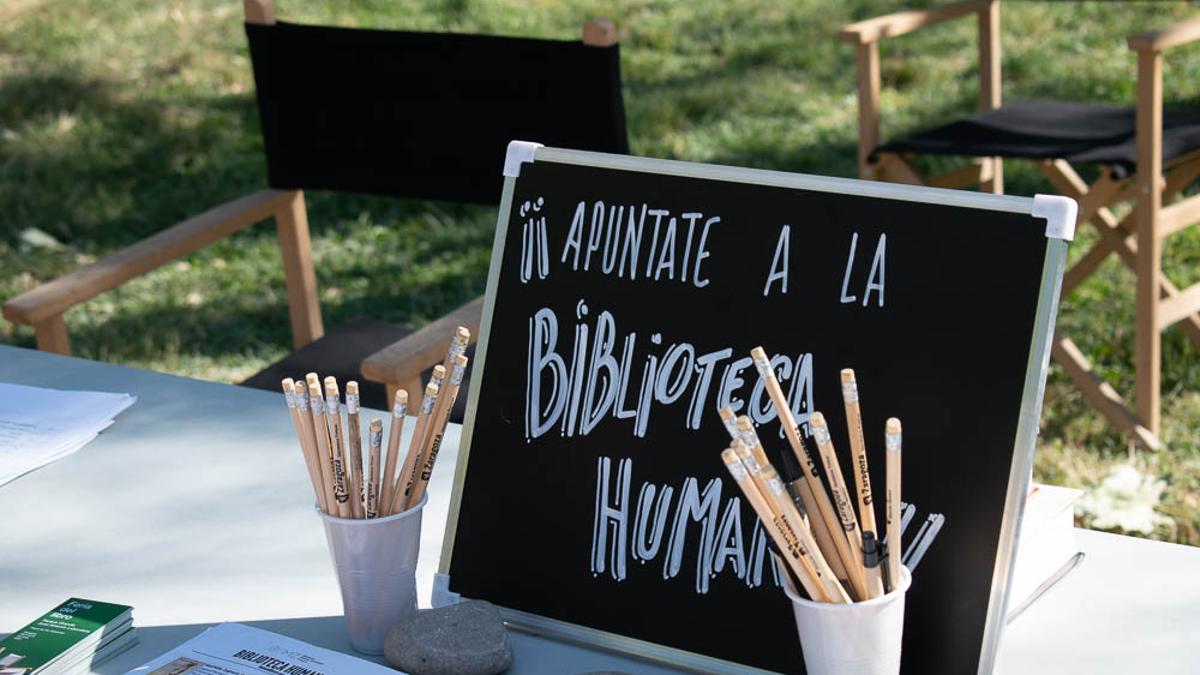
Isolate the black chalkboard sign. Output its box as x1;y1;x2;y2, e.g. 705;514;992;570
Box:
442;144;1074;674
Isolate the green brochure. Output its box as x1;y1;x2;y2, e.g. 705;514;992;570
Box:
0;599;133;674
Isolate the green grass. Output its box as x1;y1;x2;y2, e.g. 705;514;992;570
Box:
1;0;1197;543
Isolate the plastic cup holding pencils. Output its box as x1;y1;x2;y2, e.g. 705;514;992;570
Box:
784;566;911;675
317;494;426;655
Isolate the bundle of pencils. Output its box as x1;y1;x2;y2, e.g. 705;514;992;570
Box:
716;346;904;603
281;327;471;519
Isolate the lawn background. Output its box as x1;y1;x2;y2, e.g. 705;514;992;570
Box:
1;0;1197;543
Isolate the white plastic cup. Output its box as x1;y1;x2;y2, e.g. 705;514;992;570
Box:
318;495;426;655
783;567;912;675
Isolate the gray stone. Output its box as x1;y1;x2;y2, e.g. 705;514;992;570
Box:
384;600;512;675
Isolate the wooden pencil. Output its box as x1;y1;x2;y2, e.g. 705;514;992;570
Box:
409;363;450;480
886;417;903;592
718;405;739;438
720;403;844;598
303;374;335;511
307;380;340;516
810;411;867;586
391;380;440;514
736;430;851;603
325;377;362;519
733;416;759;459
322;379;353;518
392;364;446;511
441;327;470;379
281;378;327;513
721;447;827;602
378;388;409;516
841;369;885;598
293;380;332;512
344;381;366;518
760;463;851;603
405;353;469;510
750;347;867;600
785;476;838;565
366;418;384;518
406;364;446;488
770;550;803;599
732;408;850;582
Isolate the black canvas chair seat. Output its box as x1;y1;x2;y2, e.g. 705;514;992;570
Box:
240;316;473;422
876;99;1200;178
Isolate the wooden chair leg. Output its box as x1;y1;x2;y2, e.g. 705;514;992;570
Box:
977;1;1001;193
1135;50;1163;437
401;376;424;404
855;42;881;180
980;157;1003;193
275;190;324;349
33;315;71;355
876;153;925;185
1051;337;1160;449
381;379;424;412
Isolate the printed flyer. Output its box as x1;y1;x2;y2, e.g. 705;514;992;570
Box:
125;624;401;675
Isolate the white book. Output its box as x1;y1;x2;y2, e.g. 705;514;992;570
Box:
1007;483;1084;622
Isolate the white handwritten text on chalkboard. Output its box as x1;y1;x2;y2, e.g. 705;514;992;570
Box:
590;455;784;594
559;201;718;287
839;231;887;307
525;304;813;440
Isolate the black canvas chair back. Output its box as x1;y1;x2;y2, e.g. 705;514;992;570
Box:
245;20;629;204
234;12;630;417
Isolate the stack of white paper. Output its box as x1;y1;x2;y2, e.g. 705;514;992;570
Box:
0;382;136;486
126;623;401;675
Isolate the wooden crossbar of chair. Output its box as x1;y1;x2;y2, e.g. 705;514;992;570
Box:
841;1;1200;449
2;189;323;356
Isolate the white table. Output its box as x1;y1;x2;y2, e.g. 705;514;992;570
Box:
1;345;1197;674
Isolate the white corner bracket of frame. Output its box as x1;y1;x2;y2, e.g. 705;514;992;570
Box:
503;140;544;178
431;573;462;608
1032;194;1078;241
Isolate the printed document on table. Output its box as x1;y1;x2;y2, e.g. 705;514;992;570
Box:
125;623;403;675
0;382;136;486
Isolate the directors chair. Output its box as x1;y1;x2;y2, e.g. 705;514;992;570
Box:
840;1;1200;449
3;0;629;416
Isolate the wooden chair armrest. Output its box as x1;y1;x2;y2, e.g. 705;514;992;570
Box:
360;296;485;388
1128;15;1200;52
839;0;989;44
3;190;295;326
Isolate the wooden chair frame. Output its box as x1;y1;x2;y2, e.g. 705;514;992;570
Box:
841;0;1200;449
1;0;618;403
3;188;323;355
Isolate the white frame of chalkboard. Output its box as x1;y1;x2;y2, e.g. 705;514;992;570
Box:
440;143;1075;675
